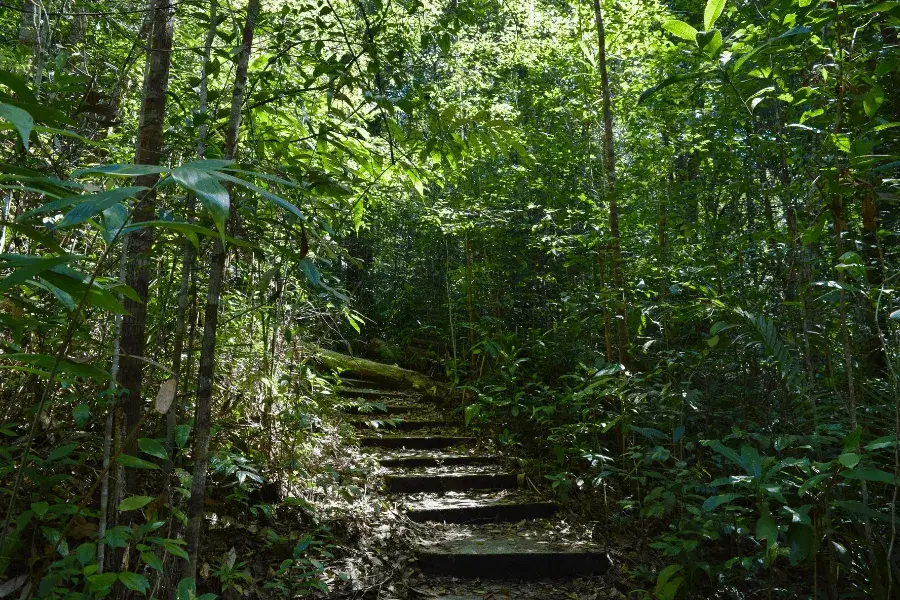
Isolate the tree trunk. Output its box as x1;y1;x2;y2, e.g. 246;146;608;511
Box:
592;0;628;366
184;0;260;579
118;0;175;494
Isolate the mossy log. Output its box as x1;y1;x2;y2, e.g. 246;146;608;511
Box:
307;345;453;398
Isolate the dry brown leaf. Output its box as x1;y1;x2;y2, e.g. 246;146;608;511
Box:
155;378;177;414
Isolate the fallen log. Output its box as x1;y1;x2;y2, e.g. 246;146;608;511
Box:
306;345;453;398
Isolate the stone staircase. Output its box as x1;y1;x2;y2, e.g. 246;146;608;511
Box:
338;374;611;597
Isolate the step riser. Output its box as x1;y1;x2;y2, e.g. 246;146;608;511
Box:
379;456;499;468
417;552;609;580
361;437;474;449
338;389;409;398
408;502;558;524
352;421;449;432
385;474;517;494
343;405;418;415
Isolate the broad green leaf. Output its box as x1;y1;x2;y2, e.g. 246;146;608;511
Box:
639;71;713;104
118;572;150;595
48;442;78;461
165;539;189;560
171;166;230;238
212;171;305;222
842;468;896;484
76;542;96;566
833;500;897;523
798;472;830;496
175;424;191;448
102;202;129;246
118;496;153;512
116;454;161;470
701;439;742;469
138;438;168;460
662;20;698;42
704;0;726;31
702;493;742;512
31;501;49;518
141;551;164;572
698;29;723;56
863;84;885;118
74;164;169;177
53;187;147;230
0;254;77;292
0;103;33;149
299;258;321;287
755;504;778;545
838;452;859;469
73;403;90;428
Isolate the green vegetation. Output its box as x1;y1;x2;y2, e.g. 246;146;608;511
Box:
0;0;898;597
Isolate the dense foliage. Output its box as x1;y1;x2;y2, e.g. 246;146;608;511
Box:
0;0;897;598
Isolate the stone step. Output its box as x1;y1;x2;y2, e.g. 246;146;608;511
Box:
385;472;518;494
341;404;421;415
417;532;609;580
337;387;412;398
379;453;501;468
407;494;557;523
361;436;474;450
351;419;450;432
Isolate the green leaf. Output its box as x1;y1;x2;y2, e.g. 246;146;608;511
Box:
53;187;147;230
798;472;830;496
102;525;132;548
298;258;321;287
639;70;712;104
118;496;153;512
704;0;726;31
212;172;305;222
164;539;189;560
701;439;742;469
31;501;49;518
0;254;77;292
755;503;778;546
833;500;898;523
74;164;169;177
73;403;90;428
0;103;34;149
702;493;742;512
118;572;150;595
842;468;896;484
141;551;164;572
863;84;885;118
48;442;78;461
171;166;229;239
76;542;97;566
838;452;860;469
116;454;160;470
175;424;191;448
138;438;168;460
662;20;698;41
698;29;723;56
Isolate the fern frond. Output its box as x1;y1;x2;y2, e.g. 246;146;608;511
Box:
735;308;805;393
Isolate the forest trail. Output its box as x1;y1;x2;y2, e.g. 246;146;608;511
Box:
340;369;613;599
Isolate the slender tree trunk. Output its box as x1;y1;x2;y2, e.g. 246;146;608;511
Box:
117;0;175;495
184;0;260;578
592;0;628;365
464;232;476;371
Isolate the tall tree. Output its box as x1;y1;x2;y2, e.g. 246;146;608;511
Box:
592;0;628;366
117;0;175;492
183;0;261;578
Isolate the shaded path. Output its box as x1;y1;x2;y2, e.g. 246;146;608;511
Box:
339;371;616;599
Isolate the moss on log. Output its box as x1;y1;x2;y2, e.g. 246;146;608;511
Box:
307;346;452;398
